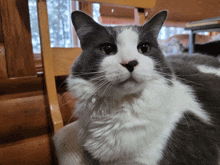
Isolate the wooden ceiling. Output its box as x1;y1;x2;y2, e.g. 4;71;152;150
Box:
147;0;220;22
99;0;220;24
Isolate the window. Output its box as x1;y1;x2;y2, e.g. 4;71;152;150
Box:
28;0;77;54
28;0;41;54
93;3;100;23
158;26;208;40
28;0;102;55
29;1;208;55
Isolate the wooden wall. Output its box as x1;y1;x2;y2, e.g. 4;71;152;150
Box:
0;5;7;79
0;7;3;43
148;0;220;23
0;77;77;165
0;1;77;164
0;0;35;78
99;0;220;26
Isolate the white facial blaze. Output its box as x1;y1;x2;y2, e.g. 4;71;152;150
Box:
116;28;139;63
100;28;155;96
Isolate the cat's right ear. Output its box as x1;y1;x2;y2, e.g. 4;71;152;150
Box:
71;11;104;48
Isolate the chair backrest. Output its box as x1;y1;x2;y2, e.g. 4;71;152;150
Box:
37;0;156;133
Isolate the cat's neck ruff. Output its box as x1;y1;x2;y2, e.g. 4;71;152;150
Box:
68;76;209;122
68;76;210;164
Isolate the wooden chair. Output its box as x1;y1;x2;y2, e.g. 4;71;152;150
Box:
37;0;156;133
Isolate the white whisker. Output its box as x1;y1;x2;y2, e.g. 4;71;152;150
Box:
71;71;105;76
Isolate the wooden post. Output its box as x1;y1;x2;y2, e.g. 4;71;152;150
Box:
0;43;7;79
82;1;93;17
134;8;146;25
0;0;36;77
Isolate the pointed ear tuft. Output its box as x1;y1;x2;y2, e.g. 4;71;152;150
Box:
71;11;107;49
141;10;168;38
71;11;98;32
71;11;101;42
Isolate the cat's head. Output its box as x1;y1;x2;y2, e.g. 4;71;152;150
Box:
68;11;173;99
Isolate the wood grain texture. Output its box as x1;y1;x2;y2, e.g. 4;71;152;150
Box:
0;6;7;78
0;7;4;43
99;15;135;24
100;4;134;18
0;77;44;95
0;134;54;165
134;8;146;25
0;93;49;142
98;1;220;23
0;43;7;79
52;48;82;76
77;0;156;8
82;1;93;17
146;0;220;22
0;91;77;143
37;0;64;132
0;0;35;77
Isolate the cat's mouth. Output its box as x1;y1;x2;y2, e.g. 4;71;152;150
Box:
118;77;138;86
110;75;145;96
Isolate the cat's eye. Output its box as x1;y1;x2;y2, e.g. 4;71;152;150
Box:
137;43;151;54
100;44;117;55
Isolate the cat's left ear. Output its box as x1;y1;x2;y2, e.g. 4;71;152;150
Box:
141;10;168;38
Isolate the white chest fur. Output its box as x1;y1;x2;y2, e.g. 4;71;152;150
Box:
73;79;210;165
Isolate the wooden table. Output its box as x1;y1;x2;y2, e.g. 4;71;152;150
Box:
185;23;220;54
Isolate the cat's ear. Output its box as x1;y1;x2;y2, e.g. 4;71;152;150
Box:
71;11;105;48
141;10;168;38
71;11;99;36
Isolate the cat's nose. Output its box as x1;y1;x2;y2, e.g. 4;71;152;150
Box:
121;60;138;72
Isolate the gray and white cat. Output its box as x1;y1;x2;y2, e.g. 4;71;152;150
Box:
67;10;220;165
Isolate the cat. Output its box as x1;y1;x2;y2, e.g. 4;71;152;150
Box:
67;10;220;165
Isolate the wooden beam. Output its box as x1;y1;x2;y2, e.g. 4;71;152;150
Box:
82;1;93;17
76;0;156;8
100;4;134;19
0;94;48;141
164;21;187;28
0;0;36;77
0;91;77;138
146;0;220;23
134;8;146;25
0;7;4;43
99;15;135;25
0;43;7;79
1;134;54;165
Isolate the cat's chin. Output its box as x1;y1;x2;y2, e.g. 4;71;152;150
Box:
116;78;141;90
105;78;145;98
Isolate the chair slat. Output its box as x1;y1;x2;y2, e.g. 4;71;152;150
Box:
37;0;64;132
52;48;82;76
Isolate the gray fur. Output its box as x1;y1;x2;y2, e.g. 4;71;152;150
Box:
70;10;220;165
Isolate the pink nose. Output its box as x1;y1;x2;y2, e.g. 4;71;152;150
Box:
121;60;138;72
